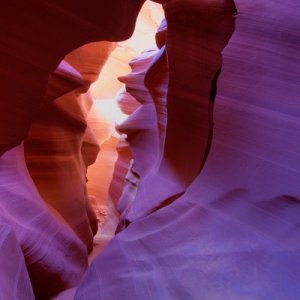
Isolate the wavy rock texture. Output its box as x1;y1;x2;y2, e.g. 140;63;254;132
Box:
0;144;87;299
24;42;115;251
76;0;300;299
89;1;164;101
0;0;145;156
0;224;34;300
1;0;300;299
0;2;145;298
113;48;166;221
46;60;83;102
86;135;119;225
84;98;123;220
114;0;236;225
109;136;133;206
24;93;97;251
117;91;141;116
90;1;163;214
108;15;166;215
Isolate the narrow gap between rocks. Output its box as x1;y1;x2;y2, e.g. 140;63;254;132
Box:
85;2;164;263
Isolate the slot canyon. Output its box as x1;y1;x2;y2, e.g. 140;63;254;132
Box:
0;1;300;299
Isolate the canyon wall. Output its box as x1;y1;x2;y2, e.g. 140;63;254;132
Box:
0;0;300;299
77;0;300;299
0;1;144;298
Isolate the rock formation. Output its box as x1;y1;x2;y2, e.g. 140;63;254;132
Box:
24;42;115;251
76;0;300;299
1;0;300;299
0;0;145;156
0;224;34;300
0;1;145;298
0;143;87;299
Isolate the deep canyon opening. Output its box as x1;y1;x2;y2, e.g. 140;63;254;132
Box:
63;2;164;259
3;1;299;299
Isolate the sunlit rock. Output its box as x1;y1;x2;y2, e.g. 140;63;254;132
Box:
24;42;115;250
116;0;236;225
0;0;145;156
0;2;146;298
76;1;300;299
46;60;84;102
1;0;300;299
117;91;140;116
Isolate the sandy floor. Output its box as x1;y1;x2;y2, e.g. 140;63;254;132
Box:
88;200;119;265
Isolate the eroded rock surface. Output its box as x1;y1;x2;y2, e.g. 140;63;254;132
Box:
24;42;115;250
0;0;145;155
0;224;34;300
0;2;144;298
76;1;300;299
1;0;300;299
0;144;87;299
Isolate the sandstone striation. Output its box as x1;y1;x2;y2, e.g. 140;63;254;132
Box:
112;0;236;227
0;0;145;156
76;0;300;299
1;0;300;299
0;224;34;300
24;42;115;251
0;2;145;297
0;144;87;299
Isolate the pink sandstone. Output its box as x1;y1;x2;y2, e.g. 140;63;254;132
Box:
76;1;300;299
0;1;300;299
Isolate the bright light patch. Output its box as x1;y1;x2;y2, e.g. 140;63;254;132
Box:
89;2;164;142
93;95;128;138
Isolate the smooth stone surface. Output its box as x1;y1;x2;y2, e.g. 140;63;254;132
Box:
0;144;87;299
76;1;300;299
0;224;34;300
